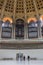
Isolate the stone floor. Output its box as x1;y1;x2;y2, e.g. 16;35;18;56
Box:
0;60;43;65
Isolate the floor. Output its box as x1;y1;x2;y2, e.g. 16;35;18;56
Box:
0;60;43;65
0;49;43;65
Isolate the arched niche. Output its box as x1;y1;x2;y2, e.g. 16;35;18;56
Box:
27;18;38;38
1;17;13;38
15;19;24;39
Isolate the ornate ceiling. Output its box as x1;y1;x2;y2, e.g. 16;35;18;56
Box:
0;0;43;22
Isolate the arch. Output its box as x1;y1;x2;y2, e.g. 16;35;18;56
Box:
16;19;24;24
27;17;37;24
3;17;13;24
2;17;12;38
15;18;25;23
15;19;24;39
28;18;38;38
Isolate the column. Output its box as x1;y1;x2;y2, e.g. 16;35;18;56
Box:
33;0;42;38
12;23;15;39
0;21;2;39
24;23;28;39
23;0;28;39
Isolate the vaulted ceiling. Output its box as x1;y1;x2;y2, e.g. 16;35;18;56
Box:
0;0;43;22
